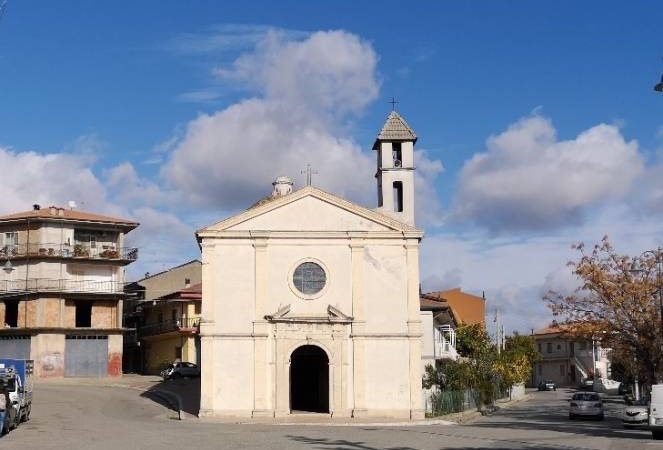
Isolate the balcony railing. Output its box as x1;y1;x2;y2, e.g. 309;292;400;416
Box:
434;341;459;360
138;317;201;338
0;243;138;261
0;278;126;294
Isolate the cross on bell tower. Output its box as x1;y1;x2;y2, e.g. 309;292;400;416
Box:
373;107;417;226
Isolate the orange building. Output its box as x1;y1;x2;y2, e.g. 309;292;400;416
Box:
421;288;486;327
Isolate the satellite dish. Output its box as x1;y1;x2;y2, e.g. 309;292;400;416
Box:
67;200;77;210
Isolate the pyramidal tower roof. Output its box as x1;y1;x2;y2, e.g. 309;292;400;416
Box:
373;110;417;149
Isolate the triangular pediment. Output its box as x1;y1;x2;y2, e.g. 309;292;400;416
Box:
198;186;420;234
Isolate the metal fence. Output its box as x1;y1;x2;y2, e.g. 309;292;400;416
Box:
427;383;510;415
0;243;138;261
138;317;201;338
0;278;126;294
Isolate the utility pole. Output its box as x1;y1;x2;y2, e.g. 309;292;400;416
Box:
494;308;505;354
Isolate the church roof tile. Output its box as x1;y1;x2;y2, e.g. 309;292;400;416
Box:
373;111;417;149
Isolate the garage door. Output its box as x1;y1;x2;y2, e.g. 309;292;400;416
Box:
0;335;31;359
65;335;108;377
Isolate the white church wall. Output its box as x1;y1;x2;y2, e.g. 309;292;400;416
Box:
210;338;255;415
208;242;255;333
265;241;353;317
362;244;408;334
362;339;412;415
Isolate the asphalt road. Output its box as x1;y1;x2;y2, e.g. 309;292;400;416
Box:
1;383;661;450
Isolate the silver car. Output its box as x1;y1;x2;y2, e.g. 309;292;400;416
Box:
622;397;649;428
569;392;604;420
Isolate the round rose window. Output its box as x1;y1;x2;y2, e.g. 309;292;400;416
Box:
292;262;326;295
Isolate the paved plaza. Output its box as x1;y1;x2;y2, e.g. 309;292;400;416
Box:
1;380;661;450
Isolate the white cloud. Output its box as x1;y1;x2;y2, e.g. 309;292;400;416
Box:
420;201;662;334
175;89;224;103
163;28;444;225
453;114;644;231
0;147;107;214
0;145;198;278
165;24;307;56
163;29;432;217
214;30;380;119
414;149;445;225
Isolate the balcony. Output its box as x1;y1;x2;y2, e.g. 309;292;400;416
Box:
434;341;459;360
138;317;201;338
0;243;138;262
434;324;458;360
0;278;126;294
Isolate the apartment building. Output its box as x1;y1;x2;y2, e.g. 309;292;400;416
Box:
0;204;138;378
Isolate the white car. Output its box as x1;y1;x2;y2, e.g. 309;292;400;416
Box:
622;397;649;428
569;392;604;420
649;384;663;439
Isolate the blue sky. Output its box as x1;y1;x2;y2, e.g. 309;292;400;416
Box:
0;1;661;332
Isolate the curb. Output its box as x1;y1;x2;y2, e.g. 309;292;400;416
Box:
196;417;456;427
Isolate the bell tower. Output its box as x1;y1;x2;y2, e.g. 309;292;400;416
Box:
374;110;417;226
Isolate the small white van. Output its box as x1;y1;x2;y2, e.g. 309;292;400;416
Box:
649;384;663;439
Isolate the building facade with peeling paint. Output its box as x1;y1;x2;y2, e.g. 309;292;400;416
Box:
0;205;138;378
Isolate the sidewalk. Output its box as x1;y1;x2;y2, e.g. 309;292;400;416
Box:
426;392;532;424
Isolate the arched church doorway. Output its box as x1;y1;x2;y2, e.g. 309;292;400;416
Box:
290;345;329;413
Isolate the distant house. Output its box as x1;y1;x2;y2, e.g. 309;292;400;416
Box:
122;260;202;374
532;323;611;387
419;288;487;367
420;295;458;367
139;282;202;374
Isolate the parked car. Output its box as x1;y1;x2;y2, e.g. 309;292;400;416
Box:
161;362;200;380
0;380;17;435
578;379;594;391
622;396;649;428
569;392;604;420
538;380;557;391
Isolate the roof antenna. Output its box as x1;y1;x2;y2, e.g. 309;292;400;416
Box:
67;200;77;210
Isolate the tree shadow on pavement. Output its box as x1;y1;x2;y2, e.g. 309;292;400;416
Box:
286;435;418;450
140;377;200;417
288;436;562;450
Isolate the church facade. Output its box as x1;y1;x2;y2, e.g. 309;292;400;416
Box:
197;112;425;419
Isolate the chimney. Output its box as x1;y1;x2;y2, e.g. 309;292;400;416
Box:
49;206;57;215
32;204;40;211
57;208;65;217
271;176;293;198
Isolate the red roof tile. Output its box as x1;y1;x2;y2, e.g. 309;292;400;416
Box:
0;206;138;230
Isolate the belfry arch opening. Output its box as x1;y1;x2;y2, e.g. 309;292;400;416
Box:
290;345;329;413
